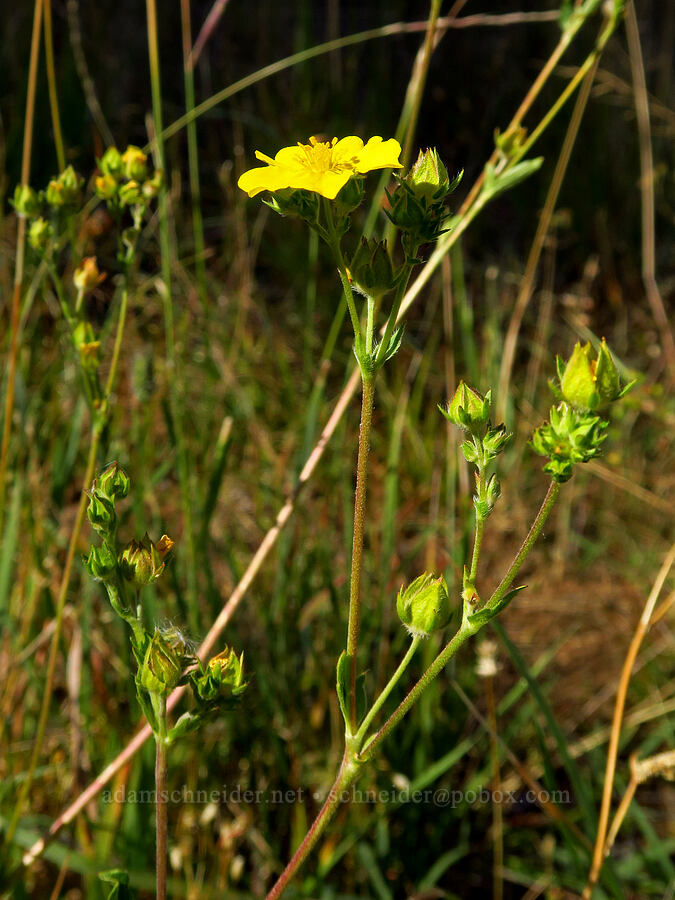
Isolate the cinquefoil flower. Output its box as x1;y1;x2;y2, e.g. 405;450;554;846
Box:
238;135;402;200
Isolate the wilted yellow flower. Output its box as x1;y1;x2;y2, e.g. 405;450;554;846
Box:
238;135;402;200
73;257;106;293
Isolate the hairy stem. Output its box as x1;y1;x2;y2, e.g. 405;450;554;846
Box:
346;376;375;731
265;752;360;900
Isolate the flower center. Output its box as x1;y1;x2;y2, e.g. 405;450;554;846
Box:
300;137;357;175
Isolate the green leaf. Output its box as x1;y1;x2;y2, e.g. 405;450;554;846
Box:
482;158;544;202
99;869;135;900
468;586;527;628
336;651;350;728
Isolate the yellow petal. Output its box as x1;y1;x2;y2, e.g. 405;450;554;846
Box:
331;136;365;164
237;165;291;197
353;137;403;173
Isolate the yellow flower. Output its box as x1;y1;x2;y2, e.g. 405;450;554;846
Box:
238;135;402;200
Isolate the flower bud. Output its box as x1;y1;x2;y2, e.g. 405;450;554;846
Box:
99;146;124;178
555;340;629;412
349;238;398;297
397;573;452;637
121;145;148;182
142;170;164;199
12;184;41;218
405;148;450;202
87;489;116;535
95;173;118;201
118;180;143;207
440;382;491;434
28;217;54;252
530;403;607;482
74;257;106;294
83;543;117;581
140;627;188;696
46;166;83;209
97;462;131;502
119;533;169;586
193;647;247;704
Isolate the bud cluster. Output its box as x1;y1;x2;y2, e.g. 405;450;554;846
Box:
386;149;462;256
13;167;85;257
440;383;511;519
95;145;163;218
83;465;247;742
531;340;634;482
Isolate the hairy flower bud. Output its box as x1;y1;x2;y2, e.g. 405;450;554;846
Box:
121;145;149;182
349;238;398;297
83;543;117;581
440;382;491;435
140;627;188;696
119;533;170;586
193;647;247;705
397;573;451;637
555;340;631;412
531;403;607;482
99;146;124;178
28;217;54;252
405;148;450;201
74;257;106;294
87;490;116;535
12;184;41;219
97;462;131;502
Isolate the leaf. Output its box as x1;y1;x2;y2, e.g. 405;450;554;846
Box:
99;869;135;900
336;651;350;728
468;585;527;628
482;158;544;202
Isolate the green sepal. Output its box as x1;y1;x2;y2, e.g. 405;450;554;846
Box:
468;585;527;628
168;710;203;742
375;324;404;367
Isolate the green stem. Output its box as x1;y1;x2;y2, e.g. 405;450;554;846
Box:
487;479;560;610
3;272;132;848
360;620;476;761
322;198;362;348
265;751;361;900
346;375;375;732
365;295;375;356
355;634;422;745
151;693;169;900
469;458;486;584
361;478;562;761
43;0;65;172
146;0;199;635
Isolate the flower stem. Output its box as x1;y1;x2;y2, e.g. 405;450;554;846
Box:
469;457;486;584
265;752;360;900
152;693;169;900
360;621;476;761
486;479;560;610
355;634;422;745
346;374;375;731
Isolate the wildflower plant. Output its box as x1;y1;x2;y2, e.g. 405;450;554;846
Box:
238;136;635;897
84;463;247;898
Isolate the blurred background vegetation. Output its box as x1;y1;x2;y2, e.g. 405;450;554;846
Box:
0;1;673;898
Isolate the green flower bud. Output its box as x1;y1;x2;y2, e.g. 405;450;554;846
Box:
397;573;452;637
95;172;118;201
83;542;117;581
333;175;365;217
142;169;164;199
555;340;630;412
192;647;247;705
405;148;450;202
97;462;131;502
530;403;608;483
482;423;511;459
348;238;398;297
99;147;124;178
440;382;491;435
386;151;461;249
140;627;188;696
121;145;148;182
119;532;172;586
12;184;41;218
28;217;54;252
263;187;320;223
74;257;106;294
87;489;116;535
118;180;143;207
46;166;83;209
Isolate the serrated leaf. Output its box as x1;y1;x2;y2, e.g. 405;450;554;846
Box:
377;325;404;367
